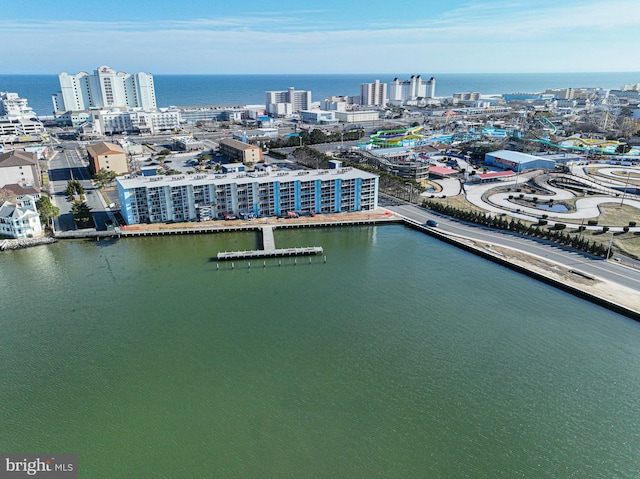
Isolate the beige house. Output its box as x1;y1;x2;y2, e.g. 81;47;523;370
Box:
0;150;40;190
219;138;263;165
86;141;128;175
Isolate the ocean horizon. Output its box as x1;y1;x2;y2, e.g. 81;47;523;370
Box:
1;71;639;117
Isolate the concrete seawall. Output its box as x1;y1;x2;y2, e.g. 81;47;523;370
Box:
403;219;640;322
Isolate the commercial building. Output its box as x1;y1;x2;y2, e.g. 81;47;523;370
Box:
173;136;204;151
89;108;181;135
299;110;338;124
334;111;380;123
0;195;43;238
0;150;40;190
389;76;436;105
55;111;92;128
86;141;129;175
219;138;263;164
117;167;379;224
320;96;357;111
52;65;156;113
360;80;387;107
485;150;556;172
265;87;312;116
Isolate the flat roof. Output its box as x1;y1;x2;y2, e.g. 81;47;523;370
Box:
117;167;378;189
429;166;457;175
487;149;550;163
219;138;260;150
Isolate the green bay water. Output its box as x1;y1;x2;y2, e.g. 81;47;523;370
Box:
1;225;639;478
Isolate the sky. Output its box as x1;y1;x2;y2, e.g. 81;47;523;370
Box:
2;0;639;74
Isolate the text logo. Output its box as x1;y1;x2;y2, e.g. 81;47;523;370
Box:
0;455;77;479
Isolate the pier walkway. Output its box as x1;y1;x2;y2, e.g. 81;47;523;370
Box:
262;225;276;251
217;225;323;260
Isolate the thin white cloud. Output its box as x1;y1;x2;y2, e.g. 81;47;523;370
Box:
0;0;638;73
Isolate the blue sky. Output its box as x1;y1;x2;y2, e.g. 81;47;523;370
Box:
2;0;639;74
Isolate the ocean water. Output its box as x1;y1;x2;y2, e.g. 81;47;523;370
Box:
1;72;639;117
1;225;639;478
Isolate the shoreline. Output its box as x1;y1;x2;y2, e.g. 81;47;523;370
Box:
4;208;639;319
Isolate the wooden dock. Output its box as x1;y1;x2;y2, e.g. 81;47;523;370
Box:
216;226;323;261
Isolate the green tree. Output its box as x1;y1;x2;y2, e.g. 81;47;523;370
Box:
93;168;118;188
310;129;327;144
71;200;93;225
65;180;84;202
615;143;632;154
35;195;60;227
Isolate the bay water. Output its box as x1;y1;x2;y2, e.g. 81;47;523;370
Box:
1;225;639;477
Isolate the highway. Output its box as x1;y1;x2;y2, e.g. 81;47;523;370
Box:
384;199;640;291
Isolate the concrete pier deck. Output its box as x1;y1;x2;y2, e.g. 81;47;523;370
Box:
262;225;276;251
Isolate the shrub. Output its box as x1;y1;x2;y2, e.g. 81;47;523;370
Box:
602;226;609;233
623;226;630;233
555;223;566;230
538;219;548;226
629;221;637;227
587;220;598;226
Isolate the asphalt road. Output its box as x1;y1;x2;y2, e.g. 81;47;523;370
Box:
385;199;640;291
49;147;110;232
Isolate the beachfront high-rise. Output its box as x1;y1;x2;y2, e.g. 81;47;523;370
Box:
0;92;36;119
117;168;378;225
388;75;436;105
51;65;156;113
360;80;387;107
265;87;312;116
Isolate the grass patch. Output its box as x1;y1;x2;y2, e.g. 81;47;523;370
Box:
424;194;485;214
598;203;640;226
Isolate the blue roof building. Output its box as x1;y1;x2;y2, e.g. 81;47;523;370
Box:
485;150;556;172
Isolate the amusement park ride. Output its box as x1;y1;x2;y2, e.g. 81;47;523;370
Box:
361;96;638;157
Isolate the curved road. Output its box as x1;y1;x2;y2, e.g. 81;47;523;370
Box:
386;201;640;292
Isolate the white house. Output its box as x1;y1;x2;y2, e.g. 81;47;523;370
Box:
0;195;43;238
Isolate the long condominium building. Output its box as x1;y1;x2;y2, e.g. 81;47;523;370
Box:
117;168;378;225
360;80;387;107
389;75;436;104
52;65;156;113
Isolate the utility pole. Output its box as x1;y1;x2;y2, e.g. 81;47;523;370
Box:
606;232;614;260
620;170;632;206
